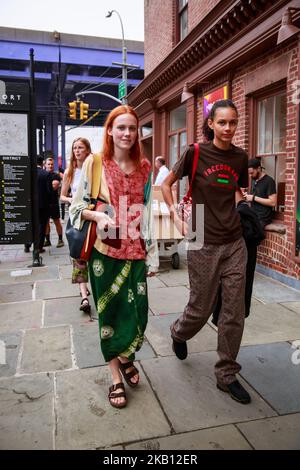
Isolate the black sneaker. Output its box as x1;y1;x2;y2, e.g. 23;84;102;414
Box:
172;338;188;360
217;380;251;404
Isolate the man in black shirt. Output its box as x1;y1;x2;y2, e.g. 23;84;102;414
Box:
245;159;277;227
37;156;52;252
44;157;64;248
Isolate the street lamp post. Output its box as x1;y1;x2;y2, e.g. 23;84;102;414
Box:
106;10;140;104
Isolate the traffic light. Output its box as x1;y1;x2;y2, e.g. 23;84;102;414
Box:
68;101;77;120
80;101;89;120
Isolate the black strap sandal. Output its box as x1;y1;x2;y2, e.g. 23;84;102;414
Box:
108;383;127;408
79;298;91;314
119;360;139;388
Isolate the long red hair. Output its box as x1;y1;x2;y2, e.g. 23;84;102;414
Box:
102;105;141;165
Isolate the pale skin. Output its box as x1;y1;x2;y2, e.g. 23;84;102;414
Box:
162;107;244;236
60;140;91;302
244;166;277;207
82;113;154;406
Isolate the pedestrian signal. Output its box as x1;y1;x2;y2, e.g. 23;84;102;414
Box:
68;101;77;120
80;102;89;120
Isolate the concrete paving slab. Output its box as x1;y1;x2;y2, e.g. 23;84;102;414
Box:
20;326;72;373
0;244;21;251
0;373;54;449
44;297;95;326
241;303;300;345
126;424;252;450
253;273;300;303
48;245;70;256
0;251;20;262
250;297;264;307
73;321;157;369
135;339;157;361
41;254;71;266
157;268;189;287
0;300;42;333
0;265;59;284
59;264;73;279
237;413;300;450
35;279;80;300
0;332;22;377
0;260;33;271
72;321;104;369
238;342;300;414
141;353;276;434
147;276;166;289
0;283;33;303
280;301;300;315
55;367;170;449
146;314;217;356
148;286;189;315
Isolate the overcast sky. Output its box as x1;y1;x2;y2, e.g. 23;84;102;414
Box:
0;0;144;41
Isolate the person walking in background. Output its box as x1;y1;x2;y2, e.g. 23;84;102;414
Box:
244;158;277;228
162;99;251;404
44;157;64;248
36;155;52;253
58;166;66;223
69;105;158;409
60;138;92;314
154;156;170;185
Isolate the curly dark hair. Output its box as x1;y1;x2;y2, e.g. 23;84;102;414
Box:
202;99;238;141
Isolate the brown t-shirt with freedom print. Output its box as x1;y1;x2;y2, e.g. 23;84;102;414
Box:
173;142;249;244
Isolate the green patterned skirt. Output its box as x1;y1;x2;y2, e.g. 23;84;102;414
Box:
88;248;148;362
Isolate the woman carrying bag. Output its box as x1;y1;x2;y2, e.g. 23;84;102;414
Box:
69;105;158;409
61;137;92;314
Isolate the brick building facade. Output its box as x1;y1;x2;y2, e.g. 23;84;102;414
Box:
129;0;300;288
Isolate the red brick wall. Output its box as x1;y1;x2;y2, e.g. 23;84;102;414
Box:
144;0;222;75
144;0;174;75
188;0;221;31
257;233;300;279
255;44;300;280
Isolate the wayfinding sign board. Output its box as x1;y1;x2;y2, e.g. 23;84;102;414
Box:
118;80;126;100
0;81;32;244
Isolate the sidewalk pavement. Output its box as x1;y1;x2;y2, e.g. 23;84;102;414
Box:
0;237;300;450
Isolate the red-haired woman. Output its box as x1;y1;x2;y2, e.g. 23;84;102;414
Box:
69;105;158;408
61;137;92;314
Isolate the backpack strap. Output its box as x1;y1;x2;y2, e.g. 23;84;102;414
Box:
186;143;199;199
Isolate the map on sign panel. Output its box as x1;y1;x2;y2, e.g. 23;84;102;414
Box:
0;113;28;156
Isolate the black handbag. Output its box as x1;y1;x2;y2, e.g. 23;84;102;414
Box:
66;153;102;261
66;218;91;260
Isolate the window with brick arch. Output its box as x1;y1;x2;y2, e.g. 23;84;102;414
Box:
177;0;188;42
254;88;287;216
169;104;187;200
